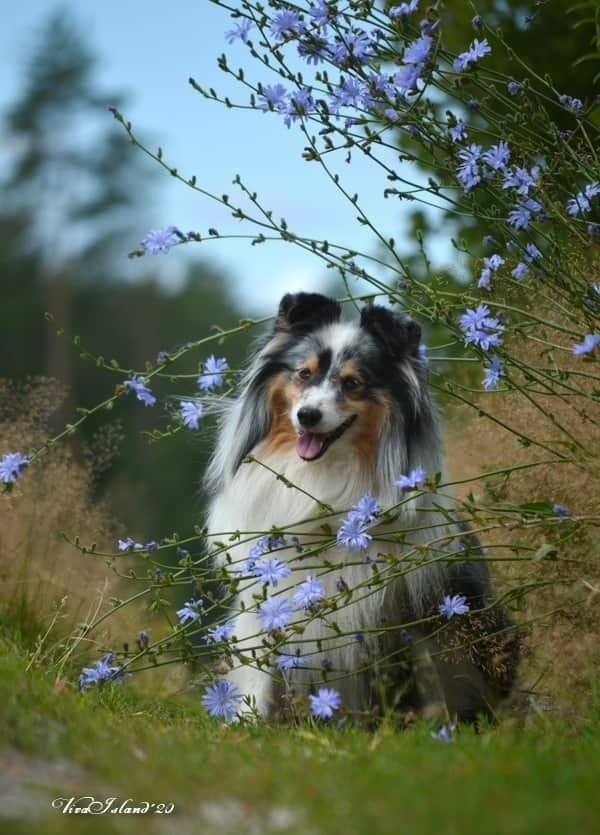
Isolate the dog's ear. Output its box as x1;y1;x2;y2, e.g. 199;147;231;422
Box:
275;293;341;336
360;305;421;360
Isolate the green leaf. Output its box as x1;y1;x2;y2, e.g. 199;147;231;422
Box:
515;501;555;516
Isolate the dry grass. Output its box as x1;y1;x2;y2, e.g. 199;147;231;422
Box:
0;378;190;696
0;378;138;671
443;314;600;712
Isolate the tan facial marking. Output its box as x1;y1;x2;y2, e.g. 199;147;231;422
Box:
339;360;366;399
293;352;320;387
260;373;298;456
347;397;391;467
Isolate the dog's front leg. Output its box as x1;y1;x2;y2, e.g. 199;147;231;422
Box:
228;604;274;718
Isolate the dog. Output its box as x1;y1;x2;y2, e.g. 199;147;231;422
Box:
205;293;518;721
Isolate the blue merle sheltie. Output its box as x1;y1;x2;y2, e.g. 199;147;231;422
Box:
206;293;518;722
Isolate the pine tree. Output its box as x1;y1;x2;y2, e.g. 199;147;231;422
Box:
2;10;152;385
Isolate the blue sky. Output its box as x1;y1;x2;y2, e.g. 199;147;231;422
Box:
1;1;454;314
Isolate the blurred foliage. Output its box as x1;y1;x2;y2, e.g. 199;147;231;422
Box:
0;10;252;546
66;270;251;540
443;0;600;100
4;11;148;271
394;0;600;265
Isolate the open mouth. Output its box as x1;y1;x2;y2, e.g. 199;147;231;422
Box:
295;415;357;461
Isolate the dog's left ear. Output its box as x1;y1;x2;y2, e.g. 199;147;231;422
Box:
360;305;421;360
275;292;341;336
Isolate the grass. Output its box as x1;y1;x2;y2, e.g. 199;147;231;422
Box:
1;623;599;835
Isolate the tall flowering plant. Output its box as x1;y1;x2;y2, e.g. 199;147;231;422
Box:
5;1;598;723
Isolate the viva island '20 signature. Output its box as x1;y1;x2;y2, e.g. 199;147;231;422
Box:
52;797;175;815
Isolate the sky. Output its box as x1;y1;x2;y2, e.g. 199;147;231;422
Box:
0;0;453;314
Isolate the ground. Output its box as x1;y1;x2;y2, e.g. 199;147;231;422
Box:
1;626;598;835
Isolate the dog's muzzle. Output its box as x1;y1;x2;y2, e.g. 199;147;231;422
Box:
295;414;357;461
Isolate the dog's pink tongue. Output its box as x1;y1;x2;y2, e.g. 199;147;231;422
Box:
296;432;325;460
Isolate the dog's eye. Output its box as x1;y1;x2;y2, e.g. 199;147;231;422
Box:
297;367;312;381
342;377;360;392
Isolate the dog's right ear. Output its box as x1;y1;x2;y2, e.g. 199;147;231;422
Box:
275;293;341;336
360;305;421;360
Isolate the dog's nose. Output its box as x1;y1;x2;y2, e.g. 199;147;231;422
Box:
297;407;322;428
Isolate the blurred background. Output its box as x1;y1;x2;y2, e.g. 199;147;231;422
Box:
1;0;597;544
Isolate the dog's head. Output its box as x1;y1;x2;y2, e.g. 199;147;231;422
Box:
259;293;427;464
207;292;438;492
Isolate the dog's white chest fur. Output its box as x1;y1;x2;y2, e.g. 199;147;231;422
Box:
211;449;369;532
206;448;449;716
207;453;376;714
